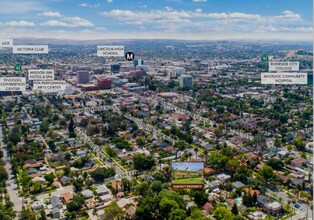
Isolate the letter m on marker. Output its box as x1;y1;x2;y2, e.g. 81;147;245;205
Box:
126;53;133;60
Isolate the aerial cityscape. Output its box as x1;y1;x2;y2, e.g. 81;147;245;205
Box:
0;0;312;220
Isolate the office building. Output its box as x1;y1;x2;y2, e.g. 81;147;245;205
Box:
173;67;186;76
136;65;149;72
111;64;120;73
120;65;135;72
80;78;112;91
128;70;145;79
97;78;112;89
133;59;144;67
179;75;193;88
77;71;90;84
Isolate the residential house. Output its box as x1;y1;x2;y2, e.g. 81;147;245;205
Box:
96;185;110;196
77;150;86;157
208;180;220;190
125;206;136;219
31;201;43;211
50;196;63;209
290;179;304;188
290;158;308;168
112;181;123;192
100;194;113;202
61;192;73;204
257;195;282;216
248;211;266;220
117;192;124;199
82;189;93;199
277;150;288;159
186;202;195;210
204;167;215;175
32;177;46;185
265;202;282;216
52;207;60;219
183;195;190;202
28;168;40;174
232;181;245;189
60;176;72;186
216;174;231;183
117;198;136;209
243;188;260;197
202;202;213;215
226;198;235;207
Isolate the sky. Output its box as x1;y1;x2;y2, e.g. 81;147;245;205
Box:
172;162;204;172
0;0;312;40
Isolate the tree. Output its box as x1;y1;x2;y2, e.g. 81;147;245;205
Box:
168;208;187;220
90;167;115;181
194;148;199;158
105;146;115;158
242;192;252;207
65;153;71;161
186;208;208;220
68;119;74;132
232;203;238;215
193;190;208;207
66;195;85;212
103;202;123;220
134;181;150;197
294;136;305;151
121;178;131;192
132;153;155;171
0;166;8;181
252;192;258;204
150;180;163;194
135;194;159;220
19;207;36;220
48;140;56;152
216;105;225;114
9;126;21;145
259;165;275;183
208;152;228;169
160;197;179;219
40;121;49;134
274;138;281;149
213;205;232;220
52;114;59;122
174;141;187;159
32;181;42;193
73;178;84;192
44;173;55;185
266;158;284;170
136;136;145;145
153;172;166;183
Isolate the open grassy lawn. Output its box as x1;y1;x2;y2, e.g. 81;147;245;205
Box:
172;177;203;184
173;171;202;179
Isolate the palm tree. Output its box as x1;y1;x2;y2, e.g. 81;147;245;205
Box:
158;159;162;171
194;148;199;159
296;184;302;200
204;149;208;163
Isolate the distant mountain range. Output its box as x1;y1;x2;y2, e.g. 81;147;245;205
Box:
12;38;312;46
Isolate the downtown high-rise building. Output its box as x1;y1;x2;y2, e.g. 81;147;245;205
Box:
179;75;193;88
77;71;90;84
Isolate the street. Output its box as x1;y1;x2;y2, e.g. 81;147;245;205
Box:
291;202;313;220
266;188;293;204
0;127;23;212
36;185;74;201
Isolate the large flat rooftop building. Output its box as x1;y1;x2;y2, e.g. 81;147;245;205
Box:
77;71;90;84
179;75;193;89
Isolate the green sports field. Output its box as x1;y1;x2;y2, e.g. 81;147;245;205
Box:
172;177;203;184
